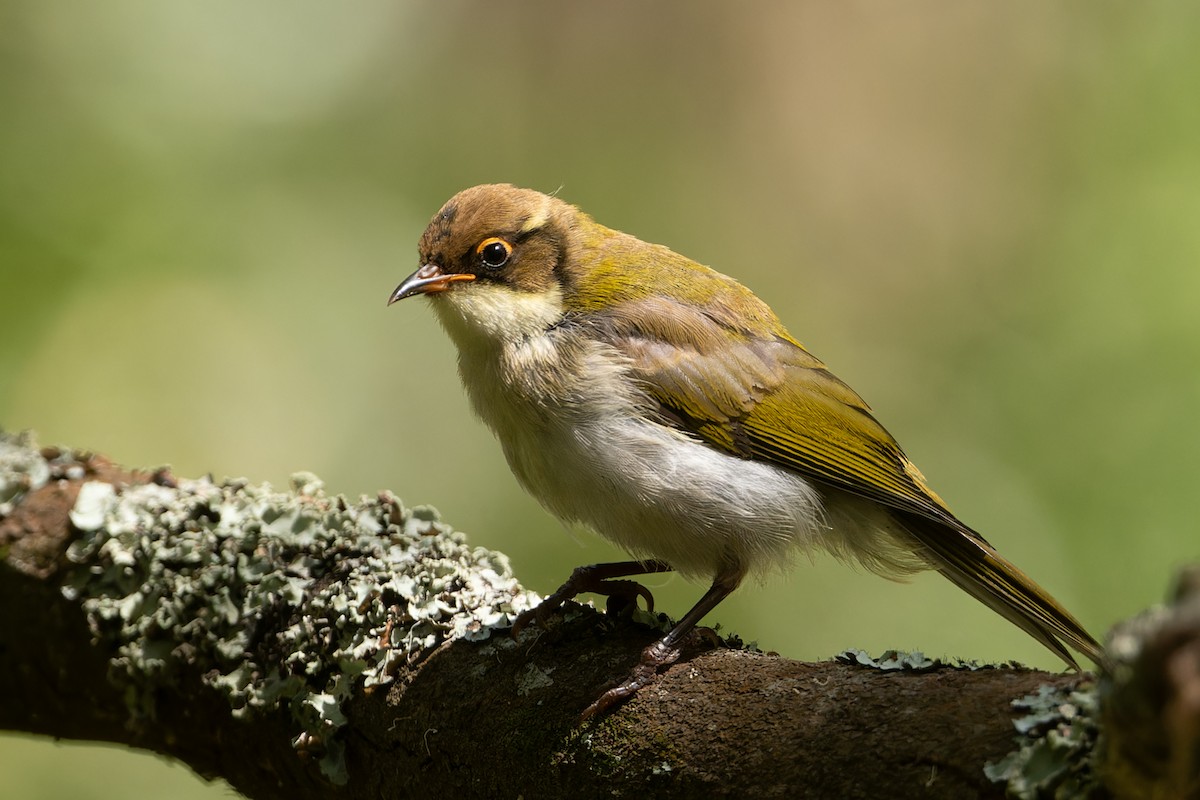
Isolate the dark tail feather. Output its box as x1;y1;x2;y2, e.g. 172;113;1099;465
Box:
897;511;1103;669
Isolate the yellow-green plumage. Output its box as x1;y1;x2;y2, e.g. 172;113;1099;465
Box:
571;212;1101;667
392;183;1102;686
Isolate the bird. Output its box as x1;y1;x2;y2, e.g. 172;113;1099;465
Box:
388;183;1102;718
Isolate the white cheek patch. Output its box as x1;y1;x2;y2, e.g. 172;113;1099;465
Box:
435;282;565;346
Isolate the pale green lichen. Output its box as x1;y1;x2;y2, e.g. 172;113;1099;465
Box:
836;648;1022;671
2;431;539;786
516;662;557;696
838;646;1100;795
984;684;1101;799
837;648;940;671
62;473;540;783
0;430;55;515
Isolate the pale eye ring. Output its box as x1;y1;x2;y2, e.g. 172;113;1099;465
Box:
476;237;513;269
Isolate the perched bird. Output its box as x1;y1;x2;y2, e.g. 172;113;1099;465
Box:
389;183;1102;717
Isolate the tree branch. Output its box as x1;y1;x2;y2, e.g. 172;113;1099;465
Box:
0;432;1190;798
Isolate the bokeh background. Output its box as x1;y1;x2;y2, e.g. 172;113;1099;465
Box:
3;2;1198;796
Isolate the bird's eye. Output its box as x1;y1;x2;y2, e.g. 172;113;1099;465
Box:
476;237;513;269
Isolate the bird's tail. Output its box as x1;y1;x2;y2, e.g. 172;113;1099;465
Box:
896;510;1103;669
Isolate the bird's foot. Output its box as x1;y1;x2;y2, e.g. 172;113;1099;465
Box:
512;564;657;637
580;638;682;721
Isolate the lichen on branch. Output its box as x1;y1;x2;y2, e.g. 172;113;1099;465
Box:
1;431;538;784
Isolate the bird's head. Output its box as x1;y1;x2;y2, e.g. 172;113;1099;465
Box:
389;184;580;344
391;183;780;352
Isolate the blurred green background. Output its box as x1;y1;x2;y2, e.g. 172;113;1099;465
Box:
3;2;1198;796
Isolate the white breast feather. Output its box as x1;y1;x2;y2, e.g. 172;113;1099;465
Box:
430;283;830;580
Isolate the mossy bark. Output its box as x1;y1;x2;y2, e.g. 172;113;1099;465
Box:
2;436;1192;799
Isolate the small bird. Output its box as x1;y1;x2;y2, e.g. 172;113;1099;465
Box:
389;184;1102;717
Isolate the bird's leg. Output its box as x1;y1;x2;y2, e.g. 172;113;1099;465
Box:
512;559;673;636
581;564;745;721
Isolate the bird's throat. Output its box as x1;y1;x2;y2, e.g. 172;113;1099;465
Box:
432;282;566;348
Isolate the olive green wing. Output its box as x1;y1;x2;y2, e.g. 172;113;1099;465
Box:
585;292;1102;668
591;293;956;527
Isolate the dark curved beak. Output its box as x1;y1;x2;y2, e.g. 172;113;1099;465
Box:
388;264;476;305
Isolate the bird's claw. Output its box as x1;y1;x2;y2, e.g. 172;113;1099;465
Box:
579;639;682;722
511;594;566;637
600;579;656;617
510;567;657;637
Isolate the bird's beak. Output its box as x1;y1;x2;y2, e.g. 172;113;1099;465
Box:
388;264;476;305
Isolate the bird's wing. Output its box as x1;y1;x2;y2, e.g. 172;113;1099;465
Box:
586;293;957;527
582;292;1102;668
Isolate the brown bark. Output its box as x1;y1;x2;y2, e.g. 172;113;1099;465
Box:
1;442;1187;799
